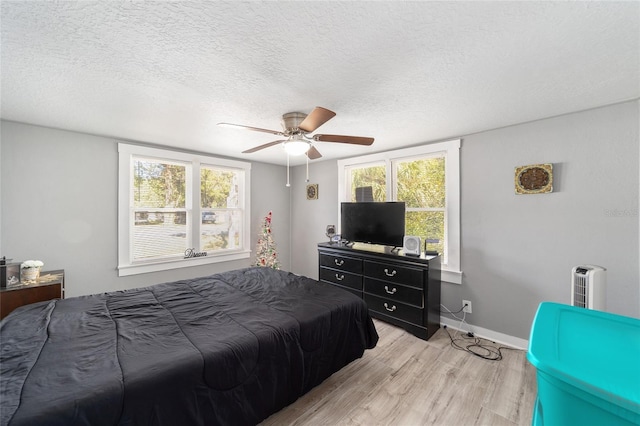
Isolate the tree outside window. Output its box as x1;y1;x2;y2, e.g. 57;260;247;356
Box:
349;164;386;202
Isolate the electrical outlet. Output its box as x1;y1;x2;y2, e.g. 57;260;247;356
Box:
462;300;472;314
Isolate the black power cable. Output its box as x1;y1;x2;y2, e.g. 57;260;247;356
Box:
443;325;521;361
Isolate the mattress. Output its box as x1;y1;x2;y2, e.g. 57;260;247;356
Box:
0;267;378;425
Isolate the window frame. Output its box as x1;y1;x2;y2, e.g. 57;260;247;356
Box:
337;139;461;284
118;143;251;276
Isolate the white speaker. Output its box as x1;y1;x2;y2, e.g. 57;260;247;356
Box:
403;236;421;256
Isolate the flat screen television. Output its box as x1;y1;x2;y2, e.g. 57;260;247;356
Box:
340;202;405;247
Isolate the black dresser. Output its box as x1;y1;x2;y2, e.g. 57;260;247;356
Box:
318;242;441;340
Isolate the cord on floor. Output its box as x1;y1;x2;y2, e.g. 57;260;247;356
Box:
441;303;522;362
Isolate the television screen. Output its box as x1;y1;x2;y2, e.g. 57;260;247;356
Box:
341;202;405;247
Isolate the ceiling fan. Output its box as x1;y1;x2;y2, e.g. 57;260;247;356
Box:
218;106;374;160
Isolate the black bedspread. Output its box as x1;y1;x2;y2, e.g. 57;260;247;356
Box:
0;267;378;425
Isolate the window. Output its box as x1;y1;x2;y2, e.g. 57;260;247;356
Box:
118;144;251;276
338;139;461;284
396;155;446;257
349;163;386;201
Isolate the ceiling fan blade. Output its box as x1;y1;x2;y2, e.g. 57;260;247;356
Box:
298;107;336;133
306;146;322;160
218;122;285;136
242;140;286;154
313;134;374;145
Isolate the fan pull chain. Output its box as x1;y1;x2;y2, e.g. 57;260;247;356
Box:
286;153;291;187
306;155;309;182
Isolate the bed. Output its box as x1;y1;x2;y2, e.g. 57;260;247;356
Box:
0;267;378;425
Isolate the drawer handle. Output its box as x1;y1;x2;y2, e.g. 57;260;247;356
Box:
384;285;397;294
384;268;397;277
335;273;345;281
334;259;344;266
383;303;397;312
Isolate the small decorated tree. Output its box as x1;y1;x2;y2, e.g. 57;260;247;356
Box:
255;211;280;269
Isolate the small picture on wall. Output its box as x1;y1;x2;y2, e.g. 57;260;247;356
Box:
306;184;318;200
515;163;553;194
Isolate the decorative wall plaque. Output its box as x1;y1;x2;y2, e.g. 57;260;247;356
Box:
515;163;553;194
306;183;318;200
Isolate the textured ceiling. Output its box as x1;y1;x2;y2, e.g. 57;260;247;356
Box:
1;1;638;165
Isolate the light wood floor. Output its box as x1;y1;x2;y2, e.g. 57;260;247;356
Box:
261;319;537;426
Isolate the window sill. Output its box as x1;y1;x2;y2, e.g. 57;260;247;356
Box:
118;250;251;277
441;269;462;285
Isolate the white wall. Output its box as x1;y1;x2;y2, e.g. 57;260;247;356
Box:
290;160;340;275
289;100;640;340
456;100;638;338
0;121;291;297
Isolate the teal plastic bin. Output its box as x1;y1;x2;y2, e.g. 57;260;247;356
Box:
527;302;640;426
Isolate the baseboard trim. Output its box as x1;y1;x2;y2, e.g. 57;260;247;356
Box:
440;316;529;350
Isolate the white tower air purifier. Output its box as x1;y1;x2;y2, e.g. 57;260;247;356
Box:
571;265;606;310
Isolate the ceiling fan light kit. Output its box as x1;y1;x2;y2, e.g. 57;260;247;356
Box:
218;106;374;185
283;136;310;156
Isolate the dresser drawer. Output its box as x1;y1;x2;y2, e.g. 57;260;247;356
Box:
364;278;423;308
319;267;362;291
364;294;423;325
364;261;423;288
320;253;362;274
